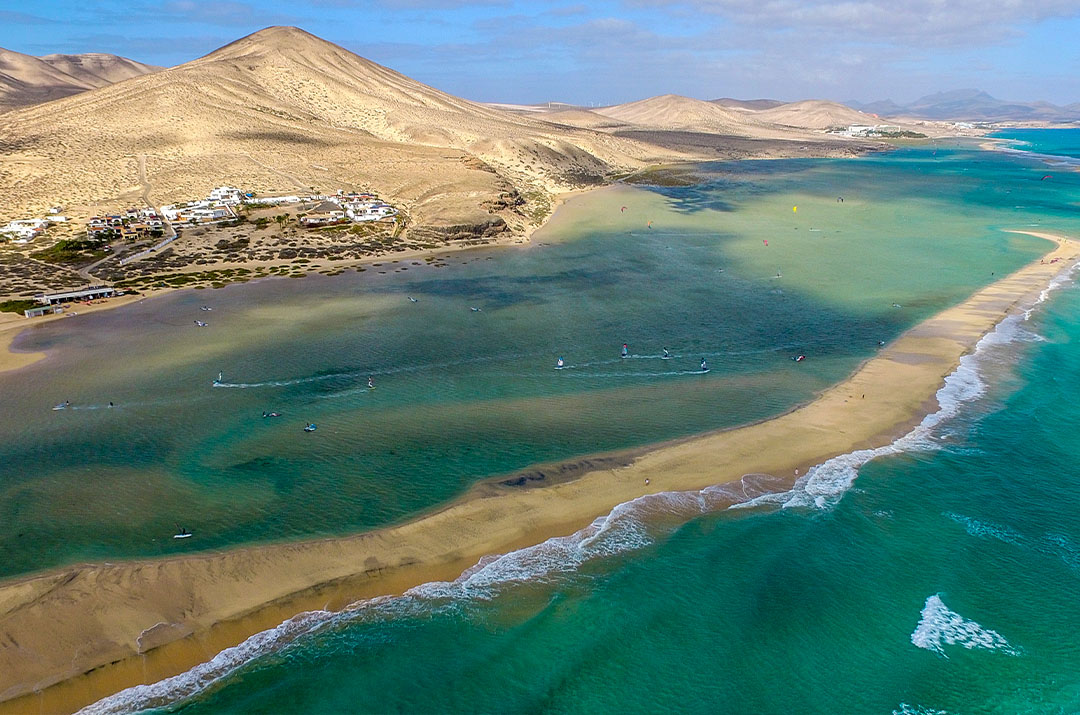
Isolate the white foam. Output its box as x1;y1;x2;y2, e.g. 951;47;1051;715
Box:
77;471;798;714
81;263;1077;713
910;594;1019;657
944;512;1024;547
77;608;337;715
894;705;948;715
736;257;1078;511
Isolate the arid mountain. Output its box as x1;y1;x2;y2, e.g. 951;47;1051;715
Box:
593;94;859;144
848;89;1080;122
753;100;882;130
0;47;158;111
595;94;761;132
39;53;162;88
0;48;94;109
0;27;877;243
710;98;785;111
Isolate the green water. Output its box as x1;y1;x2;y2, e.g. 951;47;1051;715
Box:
8;135;1080;713
142;267;1080;715
1;143;1070;580
0;143;1073;580
61;134;1080;714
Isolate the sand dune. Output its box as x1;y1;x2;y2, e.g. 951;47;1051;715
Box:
710;97;785;111
753;99;885;129
0;47;157;111
0;230;1072;713
596;93;762;131
38;53;161;88
0;27;872;244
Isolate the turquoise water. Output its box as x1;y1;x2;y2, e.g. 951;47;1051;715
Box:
67;134;1080;714
7;135;1080;712
991;128;1080;168
3;142;1070;579
98;262;1080;715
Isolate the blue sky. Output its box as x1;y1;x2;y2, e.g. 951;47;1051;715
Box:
2;0;1079;105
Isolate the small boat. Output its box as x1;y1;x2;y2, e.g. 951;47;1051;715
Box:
408;297;418;303
200;306;213;311
173;527;192;539
262;411;282;418
194;320;208;327
470;306;482;312
556;357;565;369
52;401;70;411
304;423;317;432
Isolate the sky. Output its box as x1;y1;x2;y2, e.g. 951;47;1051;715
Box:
1;0;1079;106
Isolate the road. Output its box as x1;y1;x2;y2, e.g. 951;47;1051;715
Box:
81;154;177;277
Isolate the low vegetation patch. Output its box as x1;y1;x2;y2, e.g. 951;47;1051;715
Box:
0;299;37;314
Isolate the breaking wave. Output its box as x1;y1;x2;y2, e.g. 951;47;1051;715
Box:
77;473;785;715
733;257;1077;510
80;260;1076;713
910;594;1019;657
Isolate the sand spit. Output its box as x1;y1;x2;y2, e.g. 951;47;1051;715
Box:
0;233;1074;713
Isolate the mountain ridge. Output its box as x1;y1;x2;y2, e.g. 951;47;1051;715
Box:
0;46;159;111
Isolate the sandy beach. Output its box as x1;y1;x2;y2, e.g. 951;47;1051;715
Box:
0;294;149;374
0;229;1071;713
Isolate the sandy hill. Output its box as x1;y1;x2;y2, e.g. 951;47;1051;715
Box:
39;53;161;88
711;98;785;111
0;48;94;110
539;108;630;130
592;94;817;141
0;27;666;235
0;47;158;111
595;94;758;131
754;100;888;129
0;27;871;240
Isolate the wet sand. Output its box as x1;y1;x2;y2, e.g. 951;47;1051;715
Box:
0;186;593;379
0;231;1073;713
0;294;150;374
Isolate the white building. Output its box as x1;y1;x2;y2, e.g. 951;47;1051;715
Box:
0;218;49;242
209;186;243;205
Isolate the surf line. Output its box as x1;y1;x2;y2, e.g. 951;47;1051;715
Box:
75;268;1067;714
3;234;1076;715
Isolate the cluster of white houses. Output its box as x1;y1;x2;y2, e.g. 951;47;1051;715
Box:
162;186;397;227
86;207;165;240
4;185;397;247
828;124;904;137
0;207;68;243
161;186;243;224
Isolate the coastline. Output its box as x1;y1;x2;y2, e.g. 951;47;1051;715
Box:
0;184;602;379
0;230;1073;714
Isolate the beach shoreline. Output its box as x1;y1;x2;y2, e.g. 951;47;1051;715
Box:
0;230;1073;714
0;184;606;379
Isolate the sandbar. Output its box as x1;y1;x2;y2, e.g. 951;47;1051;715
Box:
0;232;1074;713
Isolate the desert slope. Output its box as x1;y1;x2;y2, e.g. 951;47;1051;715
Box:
0;47;93;110
38;53;162;88
753;99;883;129
0;47;158;111
0;27;880;246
